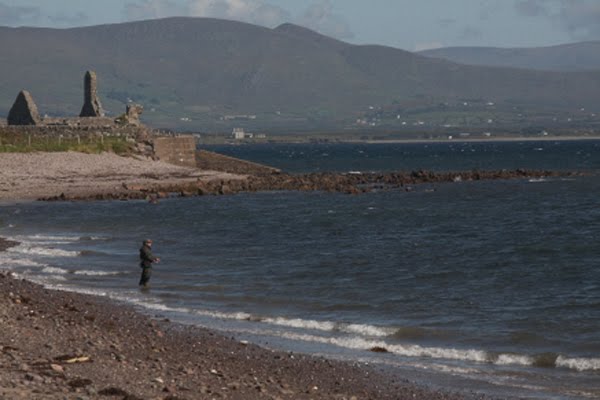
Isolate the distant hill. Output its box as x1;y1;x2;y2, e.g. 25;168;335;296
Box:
419;42;600;72
1;17;600;131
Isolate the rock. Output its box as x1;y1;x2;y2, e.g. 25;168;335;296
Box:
49;364;64;373
68;378;93;388
24;372;43;382
7;90;41;126
98;387;128;396
369;346;389;353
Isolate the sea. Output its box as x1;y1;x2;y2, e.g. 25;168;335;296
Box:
1;140;599;399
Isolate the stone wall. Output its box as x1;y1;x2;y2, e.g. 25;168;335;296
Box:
152;136;197;168
0;125;148;138
196;149;281;175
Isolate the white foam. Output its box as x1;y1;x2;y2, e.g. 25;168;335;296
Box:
51;285;109;297
194;309;253;321
411;362;481;375
8;244;79;258
74;270;122;276
80;236;110;241
260;317;391;338
42;266;69;275
342;323;391;337
264;317;336;331
556;356;600;371
496;354;533;366
12;234;82;244
132;300;190;314
0;255;47;268
276;331;489;363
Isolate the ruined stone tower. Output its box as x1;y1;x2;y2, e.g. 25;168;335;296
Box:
7;90;41;125
125;104;143;126
79;70;104;117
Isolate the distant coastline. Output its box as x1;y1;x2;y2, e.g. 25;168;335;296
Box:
198;132;600;145
357;135;600;144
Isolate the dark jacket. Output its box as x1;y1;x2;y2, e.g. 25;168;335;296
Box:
140;245;156;268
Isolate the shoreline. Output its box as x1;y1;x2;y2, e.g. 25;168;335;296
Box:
0;241;486;400
357;135;600;144
0;150;586;203
200;135;600;146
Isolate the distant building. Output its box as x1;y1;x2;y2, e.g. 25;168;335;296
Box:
223;115;257;121
232;128;246;139
232;128;265;140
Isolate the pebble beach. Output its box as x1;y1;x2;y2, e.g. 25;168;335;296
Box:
0;251;481;400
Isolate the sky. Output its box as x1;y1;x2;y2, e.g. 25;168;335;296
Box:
1;0;599;51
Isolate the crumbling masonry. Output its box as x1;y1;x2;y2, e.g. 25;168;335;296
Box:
79;71;105;117
6;71;141;127
7;90;41;126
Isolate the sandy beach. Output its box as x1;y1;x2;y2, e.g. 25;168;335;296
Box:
0;152;245;202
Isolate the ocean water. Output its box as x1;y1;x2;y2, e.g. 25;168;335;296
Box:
1;140;599;399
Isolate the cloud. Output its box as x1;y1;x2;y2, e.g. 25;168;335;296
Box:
458;26;483;41
515;0;550;17
438;18;456;28
514;0;600;40
414;42;444;52
124;0;186;21
124;0;289;27
556;0;600;40
297;1;354;40
188;0;290;27
48;12;90;27
0;2;40;25
123;0;354;40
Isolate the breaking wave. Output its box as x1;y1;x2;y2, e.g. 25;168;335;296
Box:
8;243;80;258
73;270;123;276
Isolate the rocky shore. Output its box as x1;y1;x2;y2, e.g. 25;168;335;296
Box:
44;167;581;201
0;151;583;202
0;264;490;400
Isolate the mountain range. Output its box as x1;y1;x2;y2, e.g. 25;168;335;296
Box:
419;42;600;72
1;17;599;131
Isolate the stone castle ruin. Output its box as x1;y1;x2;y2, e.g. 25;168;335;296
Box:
79;71;105;118
7;90;41;126
2;70;201;169
6;70;141;127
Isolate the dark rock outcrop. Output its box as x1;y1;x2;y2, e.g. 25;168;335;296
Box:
7;90;41;126
40;168;582;202
79;71;104;117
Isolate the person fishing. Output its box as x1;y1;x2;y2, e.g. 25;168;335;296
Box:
139;239;160;288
